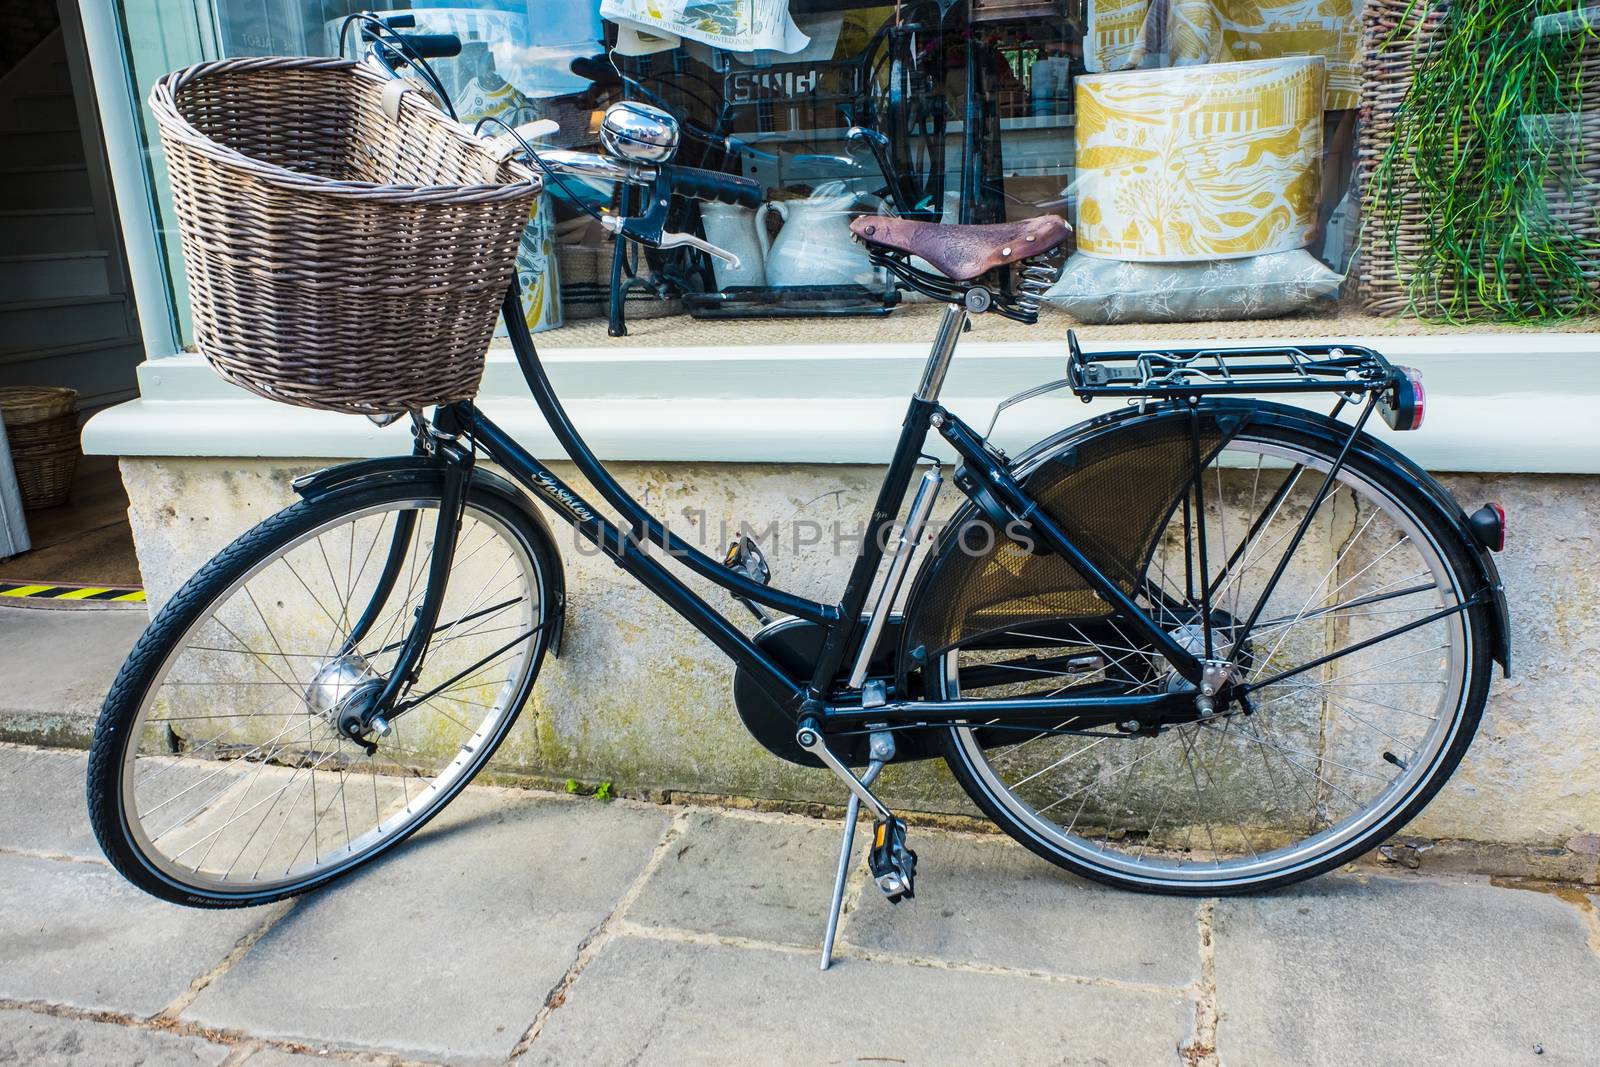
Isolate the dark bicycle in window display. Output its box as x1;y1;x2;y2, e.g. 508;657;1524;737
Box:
87;18;1510;973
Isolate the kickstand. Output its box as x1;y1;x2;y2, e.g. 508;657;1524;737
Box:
820;759;884;971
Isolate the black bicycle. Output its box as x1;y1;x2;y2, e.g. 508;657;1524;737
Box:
87;25;1509;970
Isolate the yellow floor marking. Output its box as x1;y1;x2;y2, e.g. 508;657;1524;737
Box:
112;590;147;602
0;585;53;597
55;587;113;600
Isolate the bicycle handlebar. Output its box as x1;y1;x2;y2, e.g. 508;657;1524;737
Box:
661;165;763;209
389;33;462;60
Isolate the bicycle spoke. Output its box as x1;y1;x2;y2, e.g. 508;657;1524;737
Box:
944;430;1476;885
112;495;545;895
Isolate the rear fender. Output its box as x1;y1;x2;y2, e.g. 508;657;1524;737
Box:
898;401;1508;690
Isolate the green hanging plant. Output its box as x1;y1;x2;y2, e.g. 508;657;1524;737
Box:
1368;0;1600;322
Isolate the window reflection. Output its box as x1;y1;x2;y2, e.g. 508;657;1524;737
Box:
128;1;1594;335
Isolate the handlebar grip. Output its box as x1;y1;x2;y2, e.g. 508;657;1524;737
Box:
662;165;764;209
393;33;462;59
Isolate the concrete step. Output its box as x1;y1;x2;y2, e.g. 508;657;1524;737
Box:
0;294;129;354
8;89;78;129
0;252;112;300
0;127;83;166
0;164;92;209
0;207;99;254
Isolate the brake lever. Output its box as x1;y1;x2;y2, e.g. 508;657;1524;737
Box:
659;230;741;268
598;215;741;269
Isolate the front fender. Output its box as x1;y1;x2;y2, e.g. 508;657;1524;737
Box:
292;455;568;656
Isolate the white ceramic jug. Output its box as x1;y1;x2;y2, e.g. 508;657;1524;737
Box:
760;182;884;288
700;202;771;289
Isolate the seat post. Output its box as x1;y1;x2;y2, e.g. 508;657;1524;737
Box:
916;303;968;402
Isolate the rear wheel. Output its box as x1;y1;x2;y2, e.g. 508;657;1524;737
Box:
87;476;558;907
933;419;1492;893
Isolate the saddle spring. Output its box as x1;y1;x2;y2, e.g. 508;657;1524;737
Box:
867;243;1067;325
1014;245;1066;319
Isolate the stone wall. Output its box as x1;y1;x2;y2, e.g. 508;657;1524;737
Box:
114;456;1600;879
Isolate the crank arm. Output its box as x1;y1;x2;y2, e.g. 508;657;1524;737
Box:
795;717;892;822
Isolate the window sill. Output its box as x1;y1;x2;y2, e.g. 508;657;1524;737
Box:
83;329;1600;473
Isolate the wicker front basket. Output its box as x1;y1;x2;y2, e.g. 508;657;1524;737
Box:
151;57;541;415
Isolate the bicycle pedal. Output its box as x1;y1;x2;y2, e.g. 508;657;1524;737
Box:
722;535;771;585
868;817;917;902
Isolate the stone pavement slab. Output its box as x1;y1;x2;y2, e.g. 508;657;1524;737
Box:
1214;874;1600;1066
184;793;671;1065
0;852;267;1016
0;745;244;866
625;809;853;947
842;831;1202;987
0;746;98;859
9;736;1600;1067
0;604;145;731
232;1047;369;1066
0;1010;232;1066
517;934;1196;1066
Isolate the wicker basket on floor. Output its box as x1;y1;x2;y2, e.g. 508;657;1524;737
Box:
0;387;79;510
151;56;541;416
1357;0;1455;316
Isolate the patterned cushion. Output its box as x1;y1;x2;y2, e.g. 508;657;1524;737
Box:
1044;250;1341;324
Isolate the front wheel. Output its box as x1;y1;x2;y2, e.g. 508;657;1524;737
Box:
87;474;560;907
929;414;1494;894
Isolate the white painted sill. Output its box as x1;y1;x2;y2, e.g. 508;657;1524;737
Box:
83;333;1600;474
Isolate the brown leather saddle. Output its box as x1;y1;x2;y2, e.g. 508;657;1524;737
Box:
848;214;1072;281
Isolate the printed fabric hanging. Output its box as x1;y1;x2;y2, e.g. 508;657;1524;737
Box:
600;0;810;56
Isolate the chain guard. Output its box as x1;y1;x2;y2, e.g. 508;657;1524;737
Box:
731;615;936;768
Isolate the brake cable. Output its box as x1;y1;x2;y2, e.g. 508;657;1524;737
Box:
471;114;615;229
337;13;458;120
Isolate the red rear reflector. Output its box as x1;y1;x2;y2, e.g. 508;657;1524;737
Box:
1406;367;1426;430
1469;503;1505;552
1381;366;1426;431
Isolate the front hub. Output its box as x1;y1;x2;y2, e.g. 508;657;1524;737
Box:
304;654;387;744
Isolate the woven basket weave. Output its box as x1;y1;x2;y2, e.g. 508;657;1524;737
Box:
1359;1;1600;316
151;56;540;415
1357;0;1455;315
0;387;79;510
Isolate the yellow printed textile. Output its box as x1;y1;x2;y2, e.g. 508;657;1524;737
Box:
1085;0;1359;109
1217;0;1360;111
514;194;561;334
1074;57;1325;263
1085;0;1149;73
453;72;562;334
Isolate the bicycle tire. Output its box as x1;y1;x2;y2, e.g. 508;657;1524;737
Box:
932;415;1494;894
87;474;560;907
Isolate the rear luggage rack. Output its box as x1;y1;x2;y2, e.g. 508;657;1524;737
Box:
1066;329;1403;400
1064;330;1426;431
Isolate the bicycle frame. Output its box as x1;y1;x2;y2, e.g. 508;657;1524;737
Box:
372;288;1208;741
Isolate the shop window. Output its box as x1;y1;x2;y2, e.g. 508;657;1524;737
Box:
121;1;1600;345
